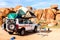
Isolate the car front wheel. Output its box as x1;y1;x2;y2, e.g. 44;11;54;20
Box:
33;26;37;32
18;29;25;36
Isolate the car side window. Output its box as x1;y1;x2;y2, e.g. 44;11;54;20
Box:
18;19;33;24
23;20;28;24
28;20;33;24
19;19;23;24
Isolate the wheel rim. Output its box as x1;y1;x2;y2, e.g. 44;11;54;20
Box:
21;30;25;35
8;24;15;30
35;28;37;31
10;25;15;29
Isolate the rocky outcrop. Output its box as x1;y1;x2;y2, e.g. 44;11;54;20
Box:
50;4;58;9
0;5;60;26
26;6;33;10
14;5;22;12
0;8;10;26
34;9;43;20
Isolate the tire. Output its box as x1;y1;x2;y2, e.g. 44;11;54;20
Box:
8;32;13;35
19;29;25;36
4;23;6;30
48;28;50;31
33;26;37;32
8;24;15;31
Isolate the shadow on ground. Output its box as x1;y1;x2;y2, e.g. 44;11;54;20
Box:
37;30;52;37
9;30;52;36
10;31;39;36
40;30;52;33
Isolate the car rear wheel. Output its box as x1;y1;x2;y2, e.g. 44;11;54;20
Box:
8;32;13;35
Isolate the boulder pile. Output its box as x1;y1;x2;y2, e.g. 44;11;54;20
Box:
0;4;60;26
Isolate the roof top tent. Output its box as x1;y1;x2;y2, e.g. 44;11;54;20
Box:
16;7;36;18
7;11;17;19
7;7;36;19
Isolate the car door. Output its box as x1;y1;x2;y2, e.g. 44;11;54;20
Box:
23;19;32;31
28;20;35;30
30;24;35;30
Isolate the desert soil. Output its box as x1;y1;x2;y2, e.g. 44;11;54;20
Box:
0;27;60;40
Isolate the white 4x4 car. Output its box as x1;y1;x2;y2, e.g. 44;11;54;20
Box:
5;18;39;36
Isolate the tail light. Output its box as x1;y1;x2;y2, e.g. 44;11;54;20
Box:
16;24;19;29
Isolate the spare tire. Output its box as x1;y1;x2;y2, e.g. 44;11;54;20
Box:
8;24;15;31
6;24;15;32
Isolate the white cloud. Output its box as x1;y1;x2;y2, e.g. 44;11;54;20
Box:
0;2;7;5
31;2;47;7
0;0;21;7
0;2;8;7
25;0;34;2
31;1;58;7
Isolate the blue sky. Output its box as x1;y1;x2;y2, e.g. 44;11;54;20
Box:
0;0;60;9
